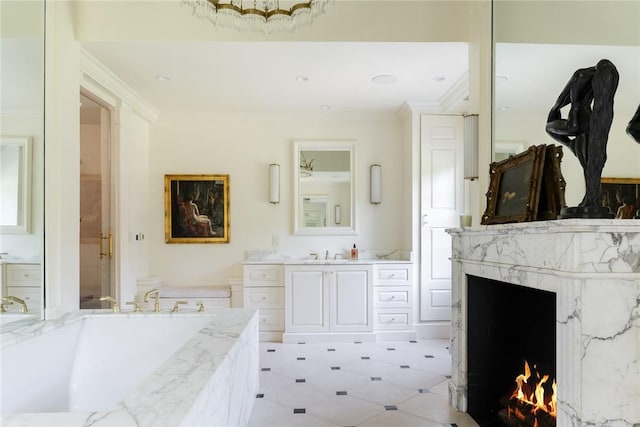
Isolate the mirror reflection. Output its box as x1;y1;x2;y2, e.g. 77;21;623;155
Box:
493;0;640;207
0;0;45;323
294;142;355;235
0;136;31;233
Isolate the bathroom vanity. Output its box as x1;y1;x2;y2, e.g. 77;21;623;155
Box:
0;261;42;314
243;255;414;342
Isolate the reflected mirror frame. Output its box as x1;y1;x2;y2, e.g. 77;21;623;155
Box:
0;136;32;234
293;140;357;236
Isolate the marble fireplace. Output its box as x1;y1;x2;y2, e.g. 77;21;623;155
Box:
448;220;639;426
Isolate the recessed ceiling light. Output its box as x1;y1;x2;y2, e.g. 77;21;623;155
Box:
432;76;446;82
495;75;508;84
320;104;332;110
296;75;310;82
371;75;398;85
156;75;172;81
498;105;510;111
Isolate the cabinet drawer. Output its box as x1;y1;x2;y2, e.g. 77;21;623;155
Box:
257;308;284;331
374;309;412;330
374;265;411;285
374;286;411;308
6;265;41;286
5;286;41;312
243;265;282;286
244;287;284;309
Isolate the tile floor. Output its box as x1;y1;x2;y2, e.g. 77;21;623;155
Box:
247;339;479;427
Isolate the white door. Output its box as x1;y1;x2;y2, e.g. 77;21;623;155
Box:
331;268;372;332
420;115;464;321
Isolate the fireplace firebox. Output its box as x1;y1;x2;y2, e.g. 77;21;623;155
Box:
467;275;556;427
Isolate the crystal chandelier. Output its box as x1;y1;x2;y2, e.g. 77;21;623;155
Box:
182;0;331;34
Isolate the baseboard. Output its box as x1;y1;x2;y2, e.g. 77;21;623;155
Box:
282;332;377;344
414;321;450;339
374;330;417;341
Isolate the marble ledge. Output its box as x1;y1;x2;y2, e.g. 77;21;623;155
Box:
448;218;640;236
243;248;412;264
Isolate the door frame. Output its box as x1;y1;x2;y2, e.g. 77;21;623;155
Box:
79;85;119;303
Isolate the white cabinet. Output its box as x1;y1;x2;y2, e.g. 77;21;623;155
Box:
2;263;42;313
243;264;284;341
372;263;413;332
284;264;373;335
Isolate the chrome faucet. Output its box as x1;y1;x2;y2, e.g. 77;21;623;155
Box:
325;249;329;260
310;252;319;260
2;296;28;313
171;300;188;313
99;296;120;313
334;252;345;259
144;288;161;312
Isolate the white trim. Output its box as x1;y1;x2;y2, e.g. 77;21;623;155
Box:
413;322;450;340
79;48;159;123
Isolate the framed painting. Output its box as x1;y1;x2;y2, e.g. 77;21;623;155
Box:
600;177;640;219
481;144;547;225
164;174;230;243
537;145;567;220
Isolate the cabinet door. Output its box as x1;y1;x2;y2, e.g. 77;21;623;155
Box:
285;269;328;332
331;268;372;332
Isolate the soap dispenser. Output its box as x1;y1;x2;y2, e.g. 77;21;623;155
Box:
350;244;358;260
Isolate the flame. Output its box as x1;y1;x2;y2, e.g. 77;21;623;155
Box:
511;360;557;418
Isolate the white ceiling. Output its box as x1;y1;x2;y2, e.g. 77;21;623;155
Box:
80;41;470;116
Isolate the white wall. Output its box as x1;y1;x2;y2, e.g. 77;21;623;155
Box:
148;113;405;285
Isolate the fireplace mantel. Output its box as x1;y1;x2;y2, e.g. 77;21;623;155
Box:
448;219;640;426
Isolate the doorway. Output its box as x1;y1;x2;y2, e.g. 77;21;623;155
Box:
79;92;114;308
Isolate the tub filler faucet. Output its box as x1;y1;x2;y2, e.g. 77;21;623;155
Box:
171;300;188;313
144;288;161;312
2;296;28;313
99;296;120;313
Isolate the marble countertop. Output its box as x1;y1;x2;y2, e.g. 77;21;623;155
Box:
243;249;412;264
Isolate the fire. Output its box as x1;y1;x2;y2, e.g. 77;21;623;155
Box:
511;360;557;418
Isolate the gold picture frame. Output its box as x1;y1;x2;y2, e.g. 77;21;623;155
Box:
600;177;640;219
164;174;230;243
481;145;547;225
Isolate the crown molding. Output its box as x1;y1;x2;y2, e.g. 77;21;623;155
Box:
79;48;159;123
439;71;469;113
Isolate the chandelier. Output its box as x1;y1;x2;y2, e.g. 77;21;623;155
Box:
182;0;331;34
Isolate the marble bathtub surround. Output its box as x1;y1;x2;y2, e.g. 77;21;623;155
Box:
448;219;640;427
1;309;259;427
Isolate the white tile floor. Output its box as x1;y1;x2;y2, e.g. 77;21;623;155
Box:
247;339;479;427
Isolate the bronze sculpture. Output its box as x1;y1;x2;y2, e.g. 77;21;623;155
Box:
545;59;619;218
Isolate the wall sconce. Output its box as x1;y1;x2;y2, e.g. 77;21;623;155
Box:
370;164;382;204
335;205;341;224
269;163;280;204
464;114;479;180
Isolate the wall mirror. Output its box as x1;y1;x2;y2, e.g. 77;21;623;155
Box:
492;0;640;167
293;140;356;235
1;0;45;323
0;136;32;233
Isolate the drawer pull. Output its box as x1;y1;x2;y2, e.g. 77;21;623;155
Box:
262;296;267;300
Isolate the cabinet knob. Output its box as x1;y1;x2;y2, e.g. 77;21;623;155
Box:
261;318;267;322
262;296;266;300
391;295;395;299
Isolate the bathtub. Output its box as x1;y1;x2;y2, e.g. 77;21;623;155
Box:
1;309;259;426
